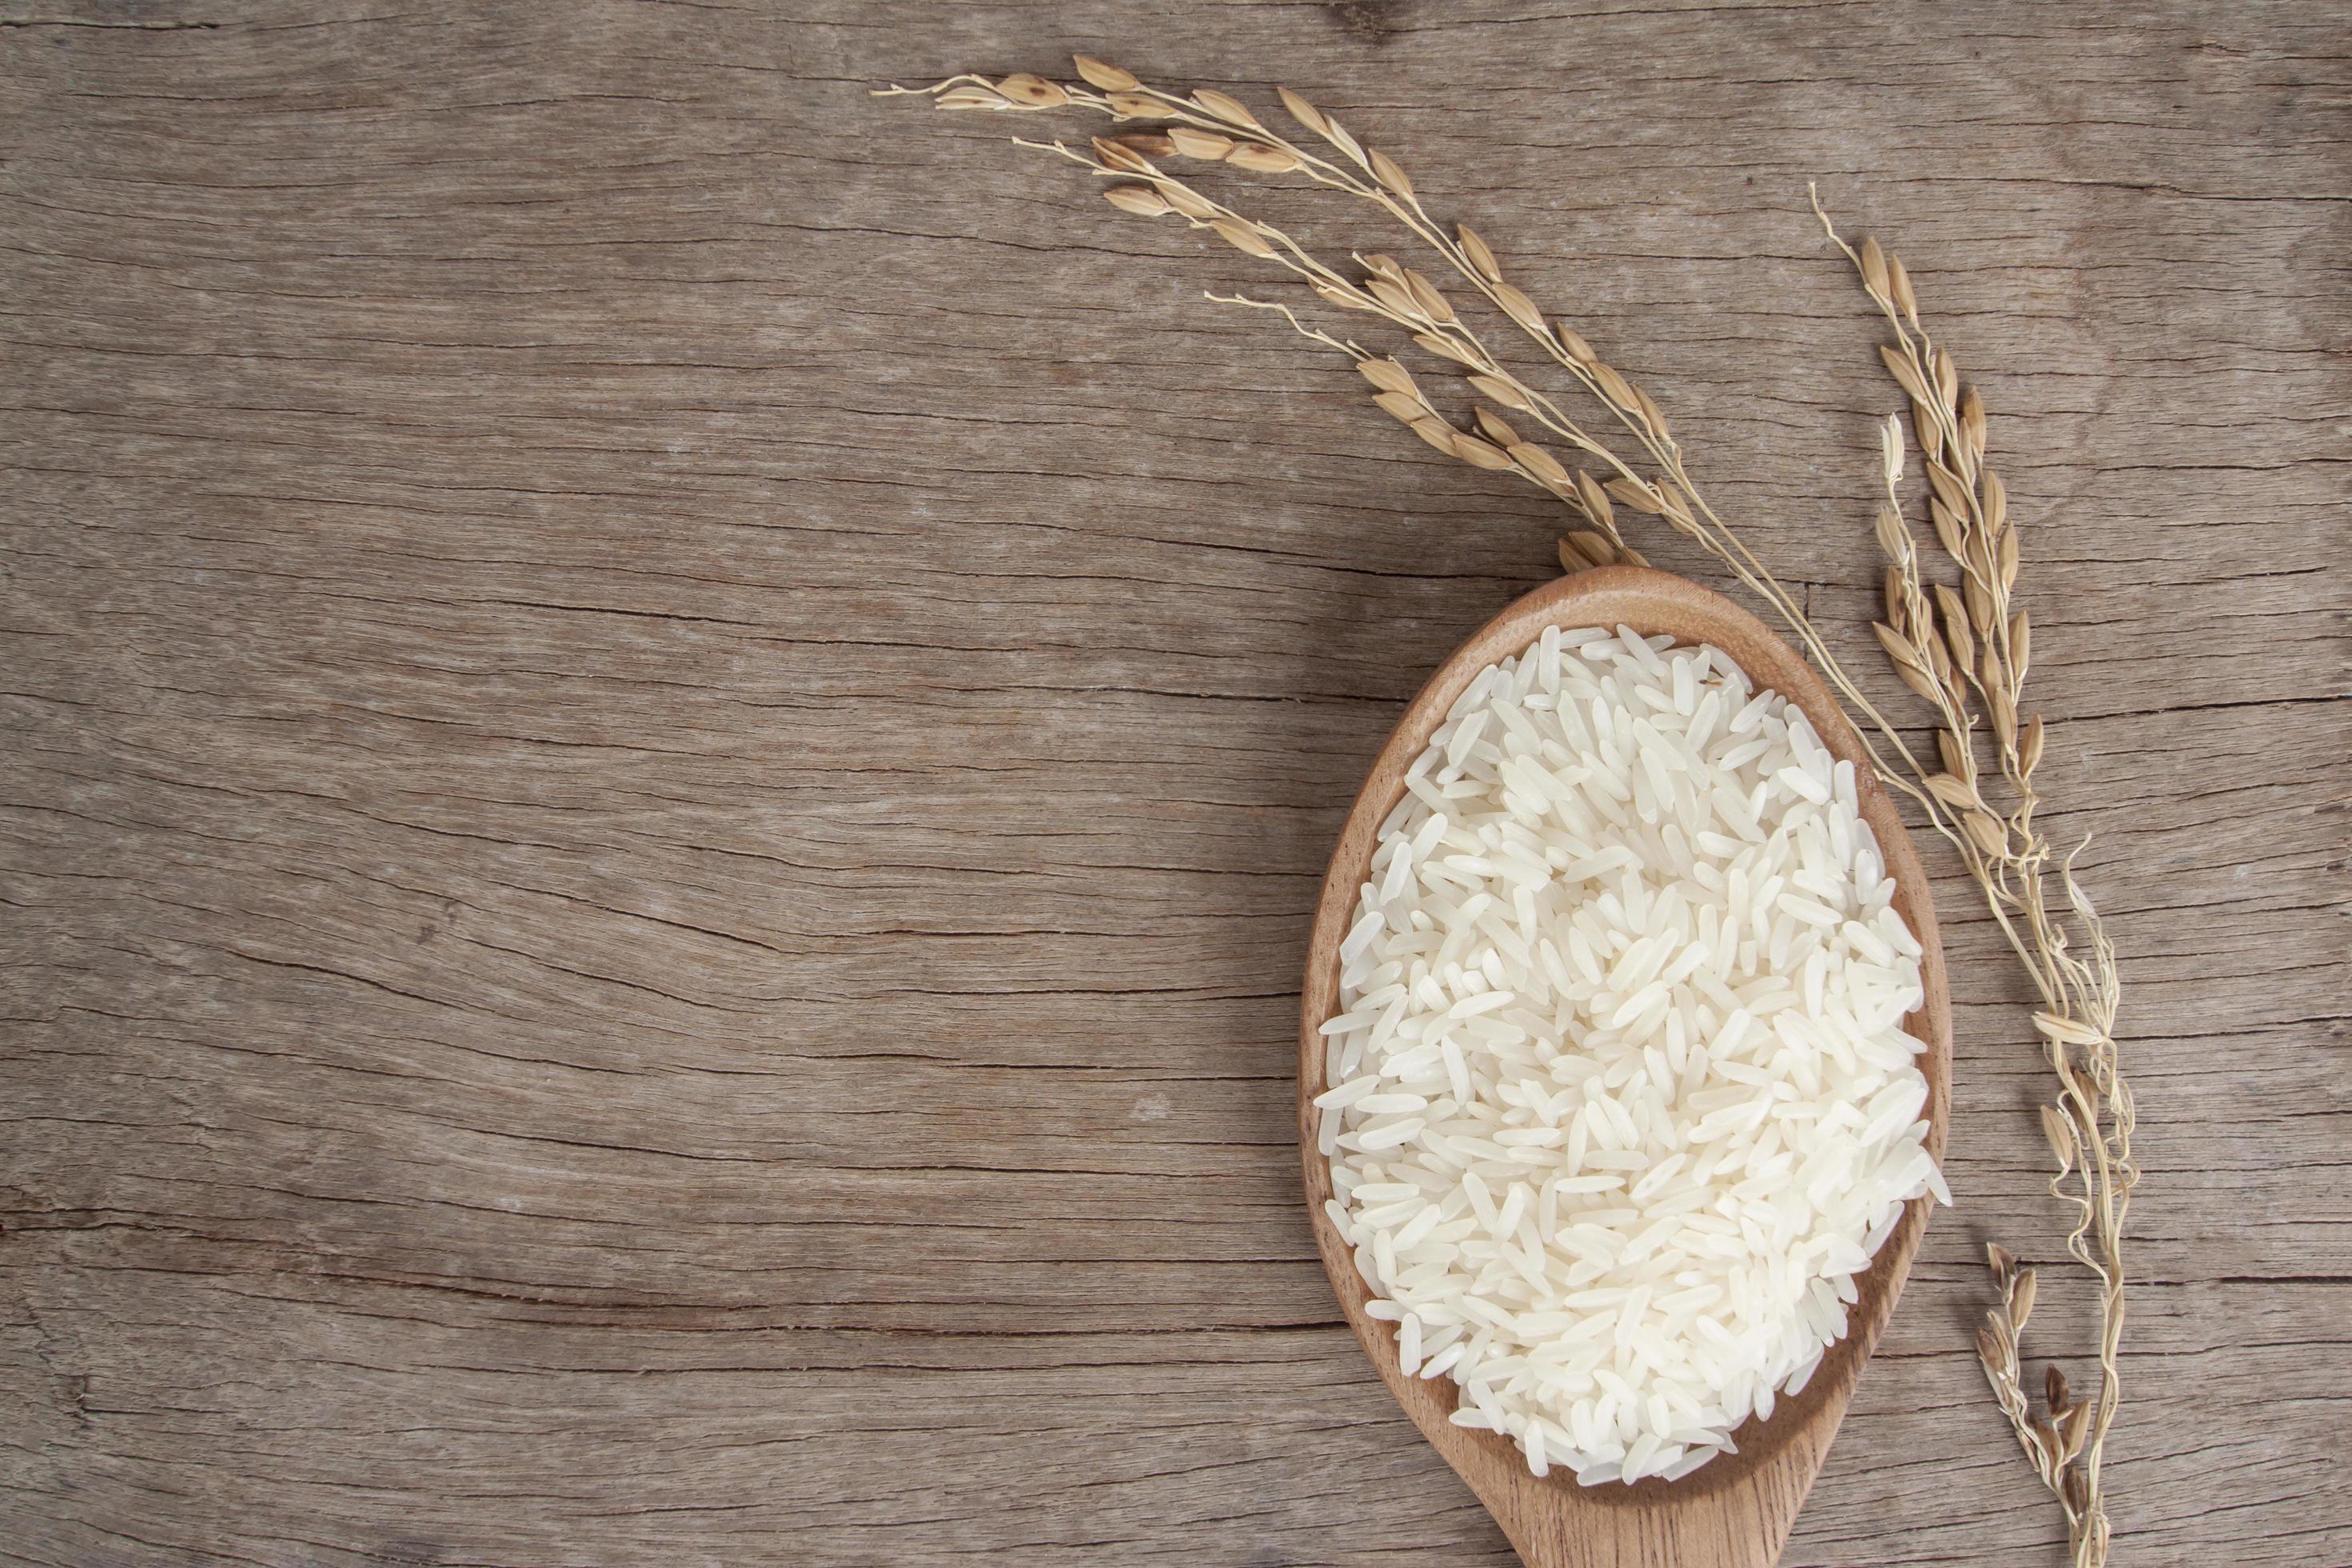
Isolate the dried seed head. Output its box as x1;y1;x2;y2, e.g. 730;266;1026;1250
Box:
1359;253;1406;283
1493;281;1548;335
1880;343;1930;404
1308;278;1377;313
1190;87;1262;130
1106;90;1161;118
2039;1102;2075;1173
1986;1242;2018;1282
1168;126;1235;159
1873;507;1911;566
1399;267;1453;324
1937;726;1970;780
1960;385;1989;463
1467;373;1530;413
1605;477;1664;515
1889;254;1919;324
1964;809;2007;858
2046;1364;2071;1417
1275;86;1327;134
1319;114;1366;166
1988;681;2018;750
1966;529;2000;589
1873;621;1926;674
1930;498;1966;560
1161;183;1217;221
1472;407;1520;448
1452;430;1515;470
1926;773;1978;811
1983;469;2009;535
1510;443;1570;488
1880;413;1906;486
1998;526;2020;592
1366;277;1422;322
1091;136;1155;174
1632;386;1672;442
1928;514;1966;575
1556;326;1599;366
1575;471;1615;530
1226;142;1302;174
937;85;1013;110
1407;417;1457;454
2030;1418;2063;1476
1561;534;1623;574
1891;660;1940;702
1911;397;1942;462
1112;132;1177;157
1210;216;1276;258
1937;585;1975;671
2060;1399;2091;1461
2020;714;2046;777
1569;530;1621;568
1963;574;1995;636
1411;331;1476;366
995;73;1068;107
2033;1011;2104;1048
1372;390;1426;425
2010;609;2032;680
1458;225;1502;284
1366;146;1415;198
1924;627;1954;686
1925;461;1970;522
1860;236;1890;299
1976;1324;2008;1376
1934;347;1961;406
1102;184;1173;218
1590;364;1638;414
1885;586;1920;642
2010;1267;2038;1332
1074;56;1142;93
1357;357;1418;397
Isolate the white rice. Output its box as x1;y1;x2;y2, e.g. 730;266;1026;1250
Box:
1317;624;1945;1486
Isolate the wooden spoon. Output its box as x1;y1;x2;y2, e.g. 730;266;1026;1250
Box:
1298;565;1952;1568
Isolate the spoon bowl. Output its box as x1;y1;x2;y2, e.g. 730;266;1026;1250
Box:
1299;566;1951;1568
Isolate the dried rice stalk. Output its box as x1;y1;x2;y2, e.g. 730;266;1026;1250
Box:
1815;195;2133;1568
881;65;2134;1564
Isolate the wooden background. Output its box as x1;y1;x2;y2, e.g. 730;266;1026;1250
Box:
2;2;2346;1563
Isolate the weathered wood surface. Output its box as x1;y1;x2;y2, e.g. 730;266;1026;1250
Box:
1;2;2344;1564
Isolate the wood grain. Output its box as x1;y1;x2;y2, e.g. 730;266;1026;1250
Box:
1;2;2346;1565
1298;566;1956;1567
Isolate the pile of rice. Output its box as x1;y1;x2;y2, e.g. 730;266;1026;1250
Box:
1315;623;1944;1486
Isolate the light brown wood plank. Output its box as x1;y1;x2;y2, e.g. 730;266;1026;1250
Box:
2;2;2346;1563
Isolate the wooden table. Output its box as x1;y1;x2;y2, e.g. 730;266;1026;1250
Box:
3;5;2345;1563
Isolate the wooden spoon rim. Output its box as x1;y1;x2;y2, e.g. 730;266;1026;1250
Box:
1297;566;1952;1563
